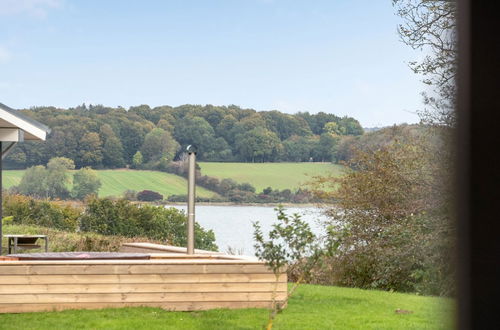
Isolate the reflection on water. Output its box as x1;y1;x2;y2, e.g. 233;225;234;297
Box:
168;205;328;256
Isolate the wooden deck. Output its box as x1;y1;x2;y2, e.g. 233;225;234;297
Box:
0;249;286;313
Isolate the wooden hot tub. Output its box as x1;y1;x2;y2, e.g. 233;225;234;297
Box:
0;249;287;313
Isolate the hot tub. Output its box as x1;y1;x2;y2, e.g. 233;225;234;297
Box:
0;245;287;313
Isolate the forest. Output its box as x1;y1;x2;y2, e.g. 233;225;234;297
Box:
4;104;364;170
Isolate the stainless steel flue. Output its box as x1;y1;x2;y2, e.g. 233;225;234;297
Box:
186;145;197;255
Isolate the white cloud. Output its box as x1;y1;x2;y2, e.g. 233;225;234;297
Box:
0;0;62;18
0;46;11;63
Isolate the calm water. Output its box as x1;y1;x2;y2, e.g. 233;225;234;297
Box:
168;205;328;256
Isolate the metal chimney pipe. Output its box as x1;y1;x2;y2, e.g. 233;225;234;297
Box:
186;145;197;255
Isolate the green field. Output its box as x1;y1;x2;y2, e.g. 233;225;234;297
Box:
3;162;345;198
2;169;216;198
199;162;345;192
0;284;453;329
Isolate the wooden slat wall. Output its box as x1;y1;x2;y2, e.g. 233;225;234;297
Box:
0;260;287;313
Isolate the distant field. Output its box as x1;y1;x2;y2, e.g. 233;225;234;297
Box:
198;162;346;192
3;162;345;197
2;169;216;198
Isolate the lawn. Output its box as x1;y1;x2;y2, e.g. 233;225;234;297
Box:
2;169;216;199
198;162;346;192
0;284;453;330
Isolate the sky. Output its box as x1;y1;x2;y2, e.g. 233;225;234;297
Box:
0;0;427;127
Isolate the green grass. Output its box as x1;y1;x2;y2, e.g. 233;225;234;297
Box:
0;284;453;329
3;162;345;198
2;169;216;198
199;162;346;192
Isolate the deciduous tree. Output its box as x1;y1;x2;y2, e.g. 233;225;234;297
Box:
71;167;102;200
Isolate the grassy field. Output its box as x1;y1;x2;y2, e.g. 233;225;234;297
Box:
2;169;216;198
0;284;453;329
3;163;345;198
199;162;345;192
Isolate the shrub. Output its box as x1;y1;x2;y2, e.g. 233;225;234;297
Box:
3;194;80;231
2;194;218;252
122;190;137;201
253;206;339;329
311;139;454;295
137;190;163;201
79;198;218;251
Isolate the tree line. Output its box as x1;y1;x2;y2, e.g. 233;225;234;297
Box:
5;104;363;169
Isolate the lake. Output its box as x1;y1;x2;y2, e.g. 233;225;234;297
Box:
168;205;328;256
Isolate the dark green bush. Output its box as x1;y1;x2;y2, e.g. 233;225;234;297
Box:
79;198;217;251
137;190;163;202
2;194;218;252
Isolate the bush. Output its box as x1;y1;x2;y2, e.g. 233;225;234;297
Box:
2;194;218;252
122;190;137;201
79;198;218;251
3;194;80;231
311;138;454;296
136;190;163;201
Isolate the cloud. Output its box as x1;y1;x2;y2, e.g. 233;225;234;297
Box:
0;46;11;63
0;0;62;18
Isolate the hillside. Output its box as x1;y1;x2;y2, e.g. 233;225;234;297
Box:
4;163;345;199
198;162;345;192
3;169;216;199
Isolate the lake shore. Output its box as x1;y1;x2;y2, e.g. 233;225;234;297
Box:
161;201;325;208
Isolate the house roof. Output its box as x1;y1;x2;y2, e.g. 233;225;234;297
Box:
0;103;51;141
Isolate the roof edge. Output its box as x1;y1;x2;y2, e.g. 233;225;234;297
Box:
0;103;51;134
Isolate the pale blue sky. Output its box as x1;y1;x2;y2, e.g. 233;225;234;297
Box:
0;0;426;127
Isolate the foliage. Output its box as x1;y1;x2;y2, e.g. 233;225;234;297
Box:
15;158;102;200
71;167;102;200
46;157;75;198
393;0;457;126
166;184;316;204
132;151;143;168
140;128;180;167
335;124;427;164
2;194;217;251
311;135;454;296
136;190;163;202
17;165;48;198
253;206;339;329
100;124;125;168
3;194;80;231
235;127;283;162
17;157;75;199
5;104;363;169
78;132;103;168
0;285;454;330
122;189;137;201
79;198;217;251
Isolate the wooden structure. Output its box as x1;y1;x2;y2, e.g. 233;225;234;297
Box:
0;252;286;313
4;235;48;254
119;242;225;255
